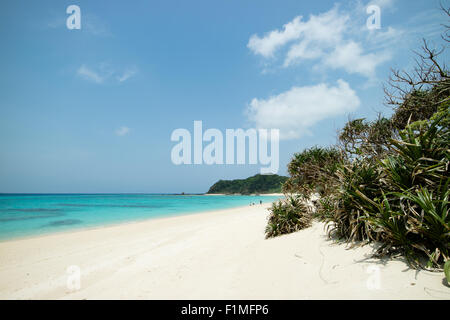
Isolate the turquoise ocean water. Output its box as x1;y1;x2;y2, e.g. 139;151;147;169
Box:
0;194;280;241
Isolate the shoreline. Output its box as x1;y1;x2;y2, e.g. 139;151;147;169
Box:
0;203;447;299
0;195;282;244
0;204;267;244
204;193;284;196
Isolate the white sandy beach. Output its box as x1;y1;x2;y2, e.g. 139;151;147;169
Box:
0;203;448;300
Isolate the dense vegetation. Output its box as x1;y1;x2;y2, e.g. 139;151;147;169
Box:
265;17;449;274
207;174;288;195
265;194;313;238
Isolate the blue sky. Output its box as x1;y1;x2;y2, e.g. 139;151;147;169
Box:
0;0;448;193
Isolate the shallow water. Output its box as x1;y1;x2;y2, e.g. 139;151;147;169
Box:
0;194;279;240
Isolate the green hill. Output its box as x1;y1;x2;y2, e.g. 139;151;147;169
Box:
207;174;288;195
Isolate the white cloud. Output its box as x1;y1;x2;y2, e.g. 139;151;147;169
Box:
364;26;404;51
248;8;349;61
246;80;360;140
76;64;137;84
284;9;349;66
247;5;395;78
115;126;130;136
117;67;138;82
77;65;104;83
247;16;304;58
323;41;391;77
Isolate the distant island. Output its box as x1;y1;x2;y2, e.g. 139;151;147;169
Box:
207;174;288;195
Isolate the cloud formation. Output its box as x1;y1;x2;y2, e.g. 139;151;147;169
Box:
115;126;130;136
117;67;138;83
247;5;394;78
77;65;105;83
76;64;137;84
246;80;360;140
322;41;391;78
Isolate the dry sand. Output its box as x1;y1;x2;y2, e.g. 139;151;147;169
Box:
0;203;448;299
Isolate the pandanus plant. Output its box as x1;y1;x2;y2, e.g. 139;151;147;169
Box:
265;195;313;238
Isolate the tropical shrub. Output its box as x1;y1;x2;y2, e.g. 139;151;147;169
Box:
317;159;384;242
445;260;450;284
265;195;313;238
339;116;394;159
331;114;449;267
385;112;449;192
283;146;342;197
267;17;450;273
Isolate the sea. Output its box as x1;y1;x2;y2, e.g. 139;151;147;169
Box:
0;194;281;241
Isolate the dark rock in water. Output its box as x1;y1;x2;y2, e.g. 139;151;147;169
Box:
45;219;83;227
